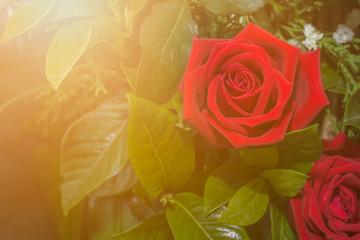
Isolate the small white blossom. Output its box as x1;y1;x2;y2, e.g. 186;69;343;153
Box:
303;23;323;41
302;24;323;50
333;24;355;44
346;8;360;29
302;38;318;51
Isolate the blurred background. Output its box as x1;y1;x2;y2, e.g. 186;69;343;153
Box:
0;1;57;239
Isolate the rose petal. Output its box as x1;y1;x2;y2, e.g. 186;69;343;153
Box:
208;73;253;118
178;36;228;93
290;197;314;240
202;101;296;148
325;157;360;183
218;69;293;128
328;218;360;236
235;22;301;82
185;36;229;73
310;155;336;196
217;50;275;115
306;189;344;239
289;49;329;131
323;132;360;158
335;173;360;192
181;66;219;146
198;38;254;92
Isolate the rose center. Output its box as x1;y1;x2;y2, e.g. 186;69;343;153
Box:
222;64;260;96
330;188;353;222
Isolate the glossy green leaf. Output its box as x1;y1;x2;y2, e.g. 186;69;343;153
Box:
60;98;129;216
0;0;56;43
262;169;308;197
46;19;94;90
199;0;266;15
127;94;195;200
111;212;173;240
203;160;257;215
270;196;297;240
166;193;250;240
240;146;279;169
218;178;269;226
276;124;322;173
136;0;196;104
90;161;138;198
343;89;360;130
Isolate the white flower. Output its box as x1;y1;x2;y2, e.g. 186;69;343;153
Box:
302;38;318;51
346;8;360;29
302;24;323;50
333;24;355;44
303;23;323;41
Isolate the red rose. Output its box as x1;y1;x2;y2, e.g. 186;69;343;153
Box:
178;23;328;148
290;132;360;240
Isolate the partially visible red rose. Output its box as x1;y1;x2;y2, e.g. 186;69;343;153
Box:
291;132;360;240
178;23;329;148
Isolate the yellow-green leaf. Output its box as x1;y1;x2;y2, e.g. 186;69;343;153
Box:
262;169;308;197
199;0;266;15
60;98;129;216
166;193;250;240
127;94;195;200
0;0;56;43
240;145;279;169
111;212;173;240
136;0;196;104
90;161;138;198
203;160;257;215
46;19;94;90
218;178;270;226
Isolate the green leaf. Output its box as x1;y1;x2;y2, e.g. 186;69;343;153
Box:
276;124;322;173
46;19;94;90
0;0;56;43
203;160;257;215
136;0;196;104
90;161;138;198
262;169;308;197
127;94;195;200
240;146;279;169
60;98;129;216
111;212;173;240
199;0;266;15
166;193;250;240
321;63;345;94
270;196;297;240
162;91;192;131
343;88;360;130
218;178;269;226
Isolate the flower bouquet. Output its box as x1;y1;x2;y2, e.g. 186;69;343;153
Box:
0;0;360;239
